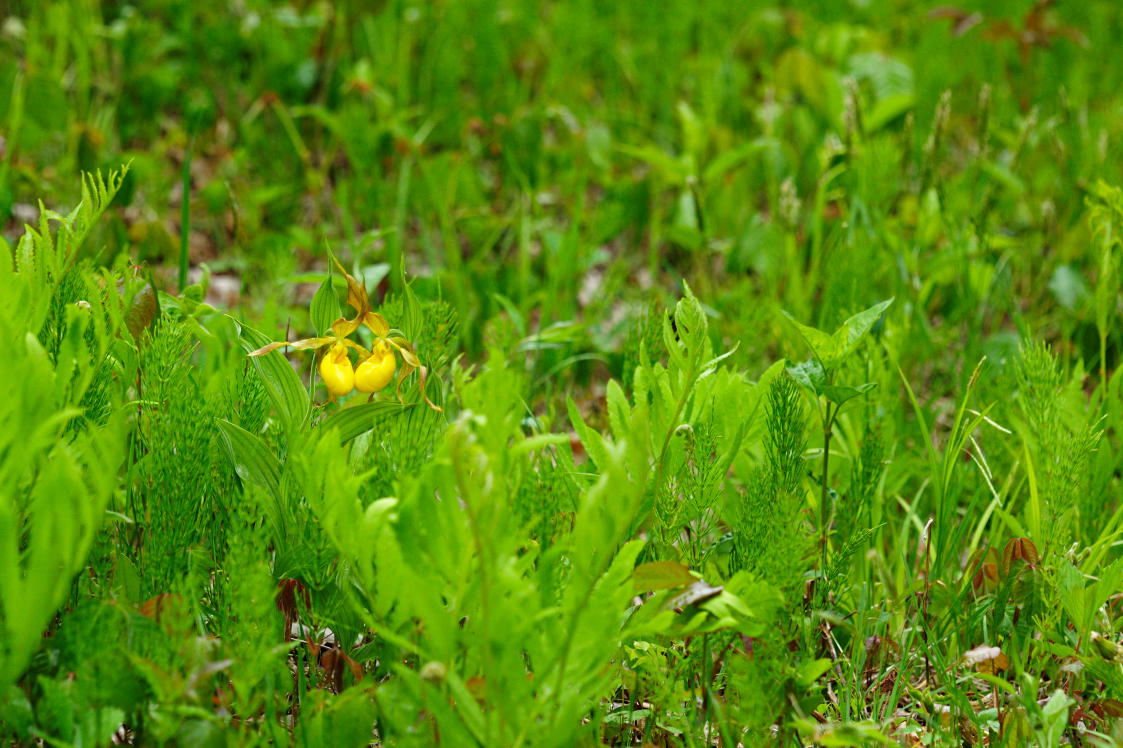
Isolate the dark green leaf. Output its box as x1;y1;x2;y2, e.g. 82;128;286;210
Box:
217;419;282;501
782;298;893;369
830;298;893;364
787;358;826;395
318;401;410;443
780;311;835;365
310;271;341;335
401;276;424;342
823;382;876;406
234;320;310;429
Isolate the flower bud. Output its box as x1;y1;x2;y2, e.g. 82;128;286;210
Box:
420;661;447;684
319;342;355;397
1091;631;1123;663
354;343;396;393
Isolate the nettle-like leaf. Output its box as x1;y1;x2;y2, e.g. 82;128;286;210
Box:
823;381;877;407
787;357;826;395
781;298;893;369
781;315;836;366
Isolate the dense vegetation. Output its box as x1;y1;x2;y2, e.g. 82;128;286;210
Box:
2;0;1123;745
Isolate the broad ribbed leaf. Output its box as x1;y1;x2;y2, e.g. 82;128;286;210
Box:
310;272;341;336
234;320;310;429
217;419;282;500
318;400;409;443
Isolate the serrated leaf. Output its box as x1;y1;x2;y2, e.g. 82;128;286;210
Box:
830;298;893;363
787;358;826;395
783;298;893;369
567;396;611;470
632;561;695;592
673;281;708;354
823;382;877;406
780;311;836;365
605;379;630;442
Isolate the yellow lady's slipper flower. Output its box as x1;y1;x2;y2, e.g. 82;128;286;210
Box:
247;255;440;410
354;342;396;393
319;342;356;397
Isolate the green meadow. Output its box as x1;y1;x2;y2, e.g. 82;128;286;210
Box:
2;1;1123;744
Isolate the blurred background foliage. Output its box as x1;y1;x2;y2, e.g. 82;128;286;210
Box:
3;1;1123;744
1;0;1119;391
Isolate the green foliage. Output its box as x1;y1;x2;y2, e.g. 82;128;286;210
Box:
4;2;1123;745
729;375;810;599
0;167;128;691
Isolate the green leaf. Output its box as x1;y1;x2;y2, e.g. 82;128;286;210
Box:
865;92;914;132
673;281;708;358
605;379;631;441
782;298;893;369
318;401;410;443
795;658;833;688
830;298;893;364
1041;690;1076;745
401;275;424;341
787;358;826;395
632;561;695;592
217;419;282;501
780;311;836;366
823;382;877;407
509;432;570;458
567;395;611;470
804;720;894;746
309;270;340;335
233;319;310;429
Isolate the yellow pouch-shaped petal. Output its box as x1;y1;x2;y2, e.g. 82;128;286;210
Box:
355;345;397;393
319;342;355;397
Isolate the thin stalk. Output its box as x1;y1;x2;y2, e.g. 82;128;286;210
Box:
178;133;194;292
1100;333;1107;389
819;401;836;576
699;633;710;731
